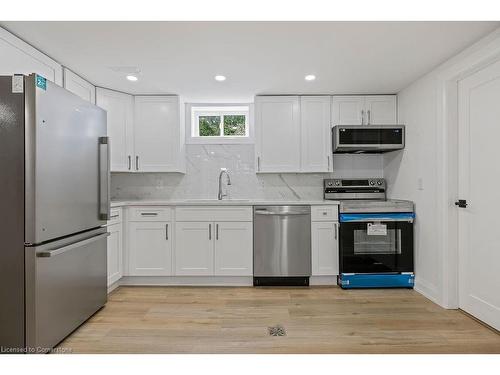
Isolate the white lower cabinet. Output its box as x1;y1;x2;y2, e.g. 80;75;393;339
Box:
174;222;214;275
107;221;123;286
214;222;253;276
128;221;173;276
311;221;339;276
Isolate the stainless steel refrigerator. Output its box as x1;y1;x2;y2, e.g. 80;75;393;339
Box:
0;74;110;353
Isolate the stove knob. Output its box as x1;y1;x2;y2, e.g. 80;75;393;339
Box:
335;181;340;186
377;180;383;186
370;181;375;186
327;182;333;186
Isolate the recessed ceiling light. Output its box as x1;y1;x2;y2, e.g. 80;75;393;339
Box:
214;75;226;82
305;74;316;81
126;75;138;82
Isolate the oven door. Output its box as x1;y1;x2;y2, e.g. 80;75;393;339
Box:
339;213;414;274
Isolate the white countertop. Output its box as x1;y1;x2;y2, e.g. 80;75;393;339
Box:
111;199;340;208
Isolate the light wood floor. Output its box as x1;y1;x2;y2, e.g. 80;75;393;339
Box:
57;286;500;354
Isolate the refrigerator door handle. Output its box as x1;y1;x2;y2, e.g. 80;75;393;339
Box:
36;232;110;258
98;136;111;220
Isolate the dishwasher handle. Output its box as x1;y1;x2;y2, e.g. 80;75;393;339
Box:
254;211;309;216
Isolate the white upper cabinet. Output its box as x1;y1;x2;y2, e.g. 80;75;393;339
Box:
364;95;397;125
300;96;332;172
331;96;365;125
332;95;397;125
0;27;62;85
63;68;95;103
255;96;301;173
96;88;134;172
134;96;183;172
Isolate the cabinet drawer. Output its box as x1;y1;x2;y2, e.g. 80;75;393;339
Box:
311;205;338;221
129;206;173;222
107;208;122;225
175;206;252;222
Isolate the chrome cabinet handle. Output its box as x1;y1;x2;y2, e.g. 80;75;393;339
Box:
165;224;168;240
257;156;260;171
128;155;131;170
98;136;111;220
110;214;119;219
367;110;371;125
37;232;110;258
334;223;338;240
327;155;330;170
140;212;158;216
216;224;219;240
209;224;212;240
135;155;139;171
361;110;365;125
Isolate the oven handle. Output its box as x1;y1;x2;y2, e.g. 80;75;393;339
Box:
339;213;415;223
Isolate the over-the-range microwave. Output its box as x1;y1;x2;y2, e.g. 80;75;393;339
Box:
332;125;405;153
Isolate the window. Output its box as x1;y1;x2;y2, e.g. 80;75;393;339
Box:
187;104;252;144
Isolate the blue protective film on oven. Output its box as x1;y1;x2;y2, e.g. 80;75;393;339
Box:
339;273;415;289
339;212;415;222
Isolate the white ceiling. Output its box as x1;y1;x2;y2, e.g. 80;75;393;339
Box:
2;21;498;101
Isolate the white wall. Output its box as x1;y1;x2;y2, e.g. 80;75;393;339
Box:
386;27;500;307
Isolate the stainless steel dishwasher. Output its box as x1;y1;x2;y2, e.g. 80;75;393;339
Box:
253;205;311;286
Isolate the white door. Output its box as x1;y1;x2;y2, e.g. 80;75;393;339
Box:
331;96;365;125
63;68;95;103
311;222;339;276
128;221;172;276
457;59;500;330
106;222;123;286
214;222;253;276
255;96;301;172
96;88;134;172
300;96;332;172
175;222;214;275
134;96;181;172
364;95;397;125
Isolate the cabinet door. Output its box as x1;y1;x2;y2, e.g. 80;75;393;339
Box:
63;68;95;103
364;95;397;125
175;222;214;275
214;222;253;276
0;28;63;85
311;222;339;276
331;96;365;125
255;96;300;172
128;221;172;276
96;88;134;172
300;96;331;172
134;96;181;172
107;222;123;286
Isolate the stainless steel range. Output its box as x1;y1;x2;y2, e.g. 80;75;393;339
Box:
323;178;415;289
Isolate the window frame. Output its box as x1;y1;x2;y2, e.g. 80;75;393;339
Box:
186;103;254;144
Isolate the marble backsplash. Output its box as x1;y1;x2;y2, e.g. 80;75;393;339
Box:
111;145;383;201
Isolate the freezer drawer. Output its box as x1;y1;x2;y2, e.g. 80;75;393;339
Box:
25;228;108;351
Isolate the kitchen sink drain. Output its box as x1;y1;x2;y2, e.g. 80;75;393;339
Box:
268;325;286;336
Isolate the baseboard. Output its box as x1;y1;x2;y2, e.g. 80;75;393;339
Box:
414;277;442;306
118;276;254;287
107;280;121;294
310;275;338;286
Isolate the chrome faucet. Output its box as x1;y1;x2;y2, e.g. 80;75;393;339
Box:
218;168;232;200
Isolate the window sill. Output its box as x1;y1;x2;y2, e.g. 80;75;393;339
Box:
185;136;254;145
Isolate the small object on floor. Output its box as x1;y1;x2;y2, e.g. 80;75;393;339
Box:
268;325;286;336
